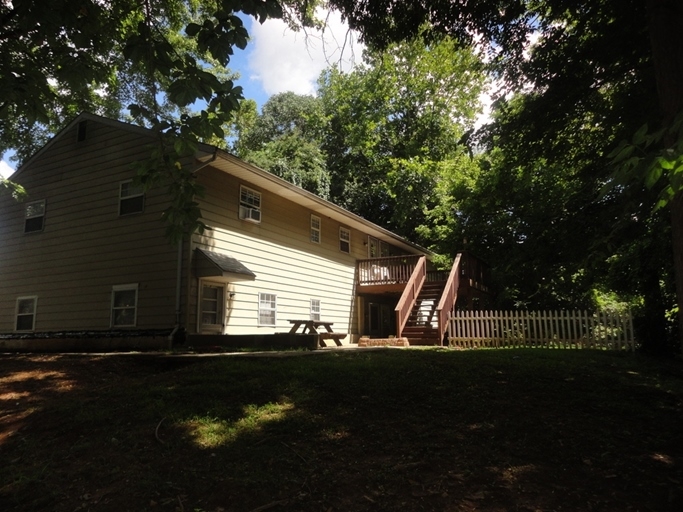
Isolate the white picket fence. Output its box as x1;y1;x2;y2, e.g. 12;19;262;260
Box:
447;310;636;351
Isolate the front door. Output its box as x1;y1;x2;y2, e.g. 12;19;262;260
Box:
200;283;225;334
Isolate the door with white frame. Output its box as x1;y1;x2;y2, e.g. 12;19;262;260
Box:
368;236;379;258
199;281;227;334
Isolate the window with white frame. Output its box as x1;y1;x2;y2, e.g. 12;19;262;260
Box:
310;215;321;243
239;185;262;223
201;284;224;327
339;226;351;253
111;284;138;327
310;299;321;321
24;200;45;233
119;180;144;216
15;296;37;331
258;292;276;326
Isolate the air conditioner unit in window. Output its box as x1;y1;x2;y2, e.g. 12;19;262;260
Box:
239;205;261;223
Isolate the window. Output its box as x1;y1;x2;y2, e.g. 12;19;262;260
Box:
258;293;276;326
15;296;37;331
119;181;144;216
201;284;224;327
310;299;321;321
111;284;138;327
24;200;45;233
380;241;391;257
310;215;321;243
77;120;87;142
239;185;261;223
339;227;351;253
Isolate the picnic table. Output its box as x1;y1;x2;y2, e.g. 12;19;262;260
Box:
288;319;346;347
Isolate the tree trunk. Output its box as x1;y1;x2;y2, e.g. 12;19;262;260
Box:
647;0;683;353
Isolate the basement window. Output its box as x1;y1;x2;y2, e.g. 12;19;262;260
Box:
310;299;321;321
258;293;276;326
111;284;138;327
15;296;37;331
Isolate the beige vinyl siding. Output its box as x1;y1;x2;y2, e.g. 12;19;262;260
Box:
189;167;363;340
0;120;178;332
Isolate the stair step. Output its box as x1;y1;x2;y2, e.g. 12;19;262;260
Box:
405;337;442;346
403;328;439;335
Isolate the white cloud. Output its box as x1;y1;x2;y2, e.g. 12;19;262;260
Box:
0;159;15;179
248;11;363;97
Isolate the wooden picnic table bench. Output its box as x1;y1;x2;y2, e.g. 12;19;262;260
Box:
288;320;347;347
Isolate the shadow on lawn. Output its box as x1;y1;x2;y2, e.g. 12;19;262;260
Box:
1;350;682;512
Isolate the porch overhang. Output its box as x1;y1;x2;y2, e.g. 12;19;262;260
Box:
194;249;256;282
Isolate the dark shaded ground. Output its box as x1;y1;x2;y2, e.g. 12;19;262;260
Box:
1;349;682;512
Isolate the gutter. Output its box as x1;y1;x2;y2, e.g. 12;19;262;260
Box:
169;149;218;345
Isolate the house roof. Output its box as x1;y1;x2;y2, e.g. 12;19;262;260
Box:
201;149;434;257
195;249;256;282
13;112;156;179
16;112;433;257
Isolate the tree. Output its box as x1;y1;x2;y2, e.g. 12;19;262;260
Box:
233;92;331;198
328;0;683;352
0;0;304;240
317;35;486;243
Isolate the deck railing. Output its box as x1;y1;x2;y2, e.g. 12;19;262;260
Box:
447;310;635;350
435;254;462;346
357;255;422;286
459;251;490;292
394;256;427;337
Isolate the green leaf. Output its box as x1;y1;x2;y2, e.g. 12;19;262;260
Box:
632;123;648;145
644;162;663;189
185;23;201;37
610;143;634;163
657;156;675;170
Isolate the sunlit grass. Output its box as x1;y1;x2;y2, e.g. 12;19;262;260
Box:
183;400;295;448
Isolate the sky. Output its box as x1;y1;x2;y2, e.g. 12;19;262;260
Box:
0;12;493;179
0;12;363;180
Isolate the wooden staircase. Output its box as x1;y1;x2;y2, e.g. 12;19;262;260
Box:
401;280;446;345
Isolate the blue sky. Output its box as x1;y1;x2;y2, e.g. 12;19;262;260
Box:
0;12;361;179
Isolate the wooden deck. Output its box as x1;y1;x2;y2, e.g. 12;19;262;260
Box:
356;252;490;300
356;255;422;294
357;251;493;345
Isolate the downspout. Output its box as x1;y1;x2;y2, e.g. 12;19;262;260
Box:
169;149;219;346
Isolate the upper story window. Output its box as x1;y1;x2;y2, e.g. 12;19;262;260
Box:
77;120;87;142
24;200;45;233
310;215;321;243
119;180;144;216
339;226;351;253
310;299;321;321
111;284;138;327
239;185;261;223
15;296;37;331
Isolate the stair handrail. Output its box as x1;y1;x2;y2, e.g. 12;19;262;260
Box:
435;253;463;346
394;255;427;338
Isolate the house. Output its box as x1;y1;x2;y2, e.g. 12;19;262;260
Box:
0;113;490;351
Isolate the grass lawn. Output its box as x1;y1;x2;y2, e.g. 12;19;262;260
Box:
1;348;682;511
